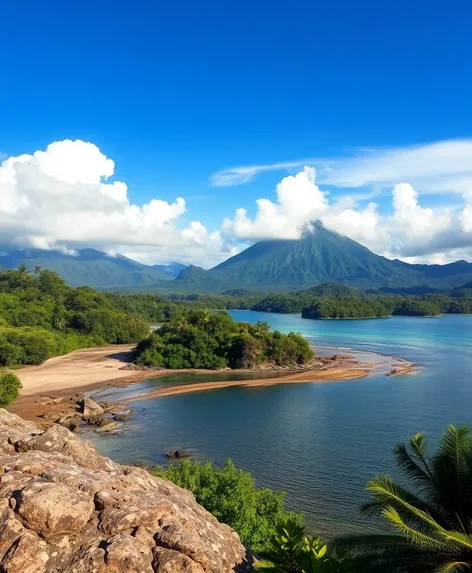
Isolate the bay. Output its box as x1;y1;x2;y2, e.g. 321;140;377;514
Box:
87;312;472;538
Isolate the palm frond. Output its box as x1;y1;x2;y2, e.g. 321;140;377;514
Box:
435;562;472;573
440;530;472;550
381;505;445;548
366;474;449;534
394;439;436;487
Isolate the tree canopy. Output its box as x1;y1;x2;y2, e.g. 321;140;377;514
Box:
134;309;314;370
0;267;150;367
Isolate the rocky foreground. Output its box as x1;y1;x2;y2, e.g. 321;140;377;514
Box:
0;409;253;572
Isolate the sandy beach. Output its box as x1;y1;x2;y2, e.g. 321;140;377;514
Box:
8;343;416;424
14;344;143;397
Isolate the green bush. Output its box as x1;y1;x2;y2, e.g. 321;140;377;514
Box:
0;373;22;407
154;459;302;553
257;519;352;572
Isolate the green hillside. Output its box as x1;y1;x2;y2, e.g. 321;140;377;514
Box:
0;247;184;288
299;281;360;297
171;224;472;291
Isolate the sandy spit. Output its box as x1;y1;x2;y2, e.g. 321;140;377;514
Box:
8;342;417;424
122;365;371;403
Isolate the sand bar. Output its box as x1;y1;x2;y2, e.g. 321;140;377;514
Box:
8;342;417;424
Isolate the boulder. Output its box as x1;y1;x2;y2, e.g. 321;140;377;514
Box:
78;397;104;417
57;416;82;432
0;410;252;572
166;450;191;459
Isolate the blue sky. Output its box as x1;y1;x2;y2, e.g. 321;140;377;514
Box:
1;0;472;266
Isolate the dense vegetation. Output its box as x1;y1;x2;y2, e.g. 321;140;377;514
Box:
2;265;470;372
153;459;302;553
302;298;392;319
159;282;472;318
301;293;472;319
134;308;314;369
157;426;472;572
0;267;150;367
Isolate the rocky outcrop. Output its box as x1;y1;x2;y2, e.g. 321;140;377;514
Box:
0;409;253;572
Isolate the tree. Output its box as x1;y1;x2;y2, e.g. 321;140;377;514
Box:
0;373;22;407
16;264;29;289
52;297;66;331
337;425;472;572
154;459;302;553
33;265;42;287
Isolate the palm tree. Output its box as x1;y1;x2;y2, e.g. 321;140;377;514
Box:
171;313;188;334
337;425;472;572
16;263;29;289
33;264;41;287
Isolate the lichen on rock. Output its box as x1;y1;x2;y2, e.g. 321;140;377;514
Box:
0;409;253;572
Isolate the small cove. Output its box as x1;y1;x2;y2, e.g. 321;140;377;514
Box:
86;312;472;538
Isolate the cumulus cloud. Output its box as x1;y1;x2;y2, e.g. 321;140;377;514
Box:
0;140;232;266
223;166;472;262
212;139;472;195
4;138;472;268
222;167;330;240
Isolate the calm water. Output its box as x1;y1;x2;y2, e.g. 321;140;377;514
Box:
87;312;472;538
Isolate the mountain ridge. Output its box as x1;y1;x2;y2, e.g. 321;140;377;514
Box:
0;246;186;288
170;225;472;291
2;226;472;291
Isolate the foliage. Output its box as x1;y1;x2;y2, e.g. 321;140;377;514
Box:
0;372;22;407
134;309;314;369
336;425;472;572
0;268;150;368
301;292;472;319
257;520;352;573
302;298;393;319
300;283;360;299
160;284;472;318
153;459;302;553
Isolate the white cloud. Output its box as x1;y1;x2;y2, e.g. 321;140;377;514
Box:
223;166;472;262
320;140;472;195
4;138;472;268
0;139;231;266
211;159;316;187
212;139;472;195
390;183;452;243
223;167;329;239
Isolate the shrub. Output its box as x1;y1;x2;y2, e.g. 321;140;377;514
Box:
154;459;302;553
0;373;22;407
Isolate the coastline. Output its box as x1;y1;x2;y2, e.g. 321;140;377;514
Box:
8;343;417;425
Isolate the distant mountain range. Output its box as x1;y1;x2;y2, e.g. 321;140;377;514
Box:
2;224;472;291
0;246;186;288
170;224;472;292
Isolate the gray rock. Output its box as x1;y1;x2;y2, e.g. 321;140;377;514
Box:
0;410;253;572
78;397;104;417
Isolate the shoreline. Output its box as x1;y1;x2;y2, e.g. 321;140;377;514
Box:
8;343;417;426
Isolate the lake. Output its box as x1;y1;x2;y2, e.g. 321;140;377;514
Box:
87;311;472;538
